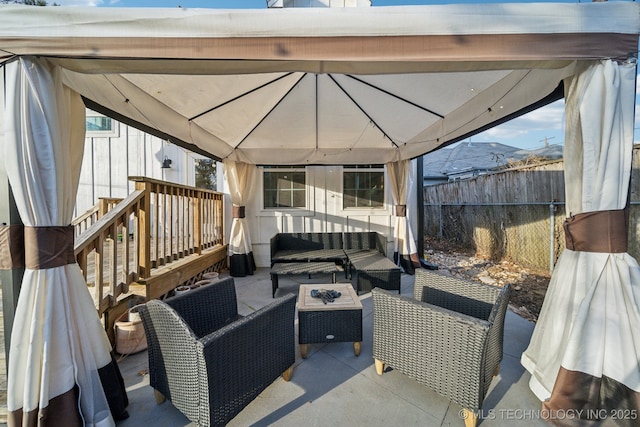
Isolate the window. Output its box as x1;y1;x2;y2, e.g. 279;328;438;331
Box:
263;166;306;209
343;164;385;209
86;111;119;137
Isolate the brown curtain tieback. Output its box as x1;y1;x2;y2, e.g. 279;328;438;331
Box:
0;224;25;270
564;208;628;253
395;205;407;217
232;205;246;219
24;225;76;269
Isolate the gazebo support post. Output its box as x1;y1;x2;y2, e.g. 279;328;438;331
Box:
0;162;24;372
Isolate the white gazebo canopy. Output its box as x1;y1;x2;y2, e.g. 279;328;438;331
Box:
1;3;640;427
1;2;638;165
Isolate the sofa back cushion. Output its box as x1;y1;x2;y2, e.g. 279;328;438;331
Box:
277;232;343;250
343;232;385;254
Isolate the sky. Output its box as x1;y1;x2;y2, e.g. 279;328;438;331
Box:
49;0;640;151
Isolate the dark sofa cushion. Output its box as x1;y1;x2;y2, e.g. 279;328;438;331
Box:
271;232;344;264
276;232;342;250
271;248;346;263
343;232;385;254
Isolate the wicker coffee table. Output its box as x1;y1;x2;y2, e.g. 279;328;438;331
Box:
297;283;363;358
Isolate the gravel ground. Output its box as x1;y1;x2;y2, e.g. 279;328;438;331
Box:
424;243;551;323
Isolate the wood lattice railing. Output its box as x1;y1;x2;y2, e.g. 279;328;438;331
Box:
72;197;122;237
73;177;225;318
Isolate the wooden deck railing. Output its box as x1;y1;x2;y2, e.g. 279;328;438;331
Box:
74;177;225;317
71;197;122;236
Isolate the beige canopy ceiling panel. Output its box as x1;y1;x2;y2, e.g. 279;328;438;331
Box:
59;69;234;158
241;91;318;151
402;66;577;159
315;75;403;148
190;74;305;147
1;2;637;164
326;73;438;143
123;73;294;118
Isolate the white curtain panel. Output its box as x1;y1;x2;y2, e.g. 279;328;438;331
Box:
387;160;418;273
521;60;640;420
222;159;256;276
4;57;116;426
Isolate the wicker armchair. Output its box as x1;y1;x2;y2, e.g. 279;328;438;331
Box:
372;269;511;427
138;277;296;426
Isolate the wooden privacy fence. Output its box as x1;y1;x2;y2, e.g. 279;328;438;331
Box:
74;176;225;318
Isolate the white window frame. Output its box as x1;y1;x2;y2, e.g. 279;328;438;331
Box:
260;165;312;215
86;111;120;138
341;164;387;212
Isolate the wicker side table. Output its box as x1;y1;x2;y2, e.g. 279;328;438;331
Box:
297;283;363;358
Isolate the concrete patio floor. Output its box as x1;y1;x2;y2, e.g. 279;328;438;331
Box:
115;268;548;427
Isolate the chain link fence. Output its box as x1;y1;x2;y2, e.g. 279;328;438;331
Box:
424;203;565;272
425;202;640;272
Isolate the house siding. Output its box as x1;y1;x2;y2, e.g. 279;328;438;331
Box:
229;163;418;268
75;113;417;269
75;113;197;217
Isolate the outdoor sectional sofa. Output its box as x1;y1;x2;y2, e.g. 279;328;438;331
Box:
270;231;401;295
